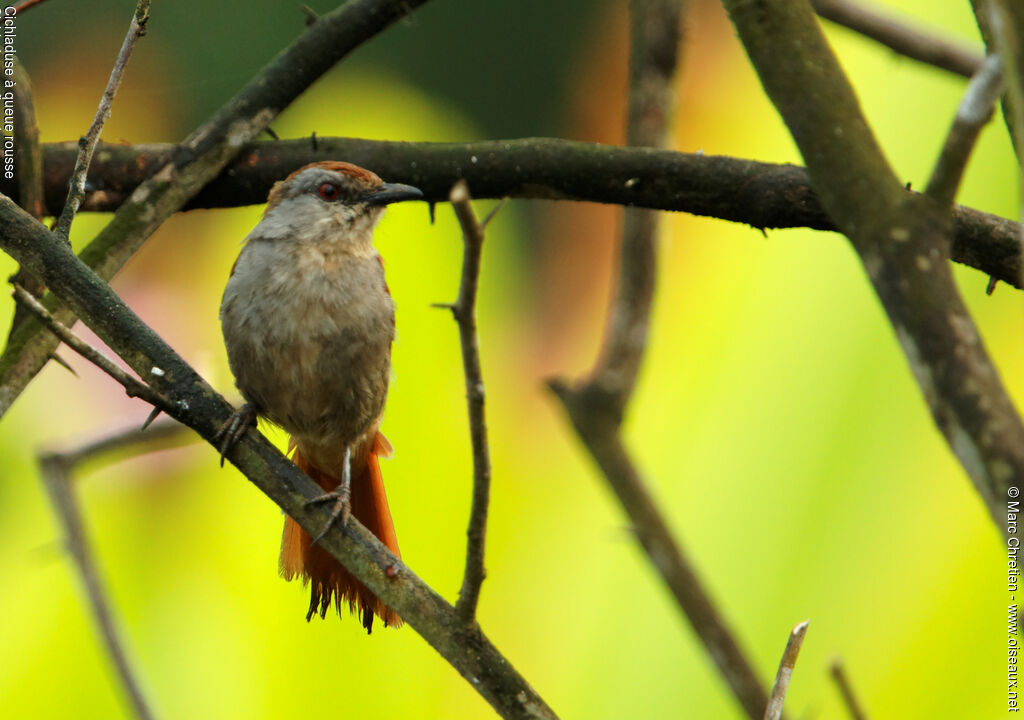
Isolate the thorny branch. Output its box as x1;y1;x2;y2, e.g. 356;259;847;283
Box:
16;137;1024;290
53;0;151;242
0;194;557;720
812;0;983;78
444;180;494;624
0;0;429;421
721;0;1024;538
551;2;773;719
39;419;191;720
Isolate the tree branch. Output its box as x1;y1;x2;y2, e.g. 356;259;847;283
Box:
17;137;1024;290
5;56;46;339
763;620;810;720
721;0;1024;538
546;392;775;719
552;2;774;719
38;420;192;720
10;57;43;220
927;54;1004;206
0;194;558;720
812;0;984;78
829;657;870;720
588;0;680;420
444;180;494;624
54;0;150;242
0;0;430;420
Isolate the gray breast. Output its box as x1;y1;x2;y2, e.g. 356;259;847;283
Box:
220;238;395;444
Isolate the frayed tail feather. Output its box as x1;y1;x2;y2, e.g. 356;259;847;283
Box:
279;434;401;632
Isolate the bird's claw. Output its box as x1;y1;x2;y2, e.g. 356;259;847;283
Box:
306;445;352;546
306;485;352;547
213;403;258;467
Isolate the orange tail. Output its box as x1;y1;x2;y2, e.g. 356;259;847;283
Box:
279;432;401;632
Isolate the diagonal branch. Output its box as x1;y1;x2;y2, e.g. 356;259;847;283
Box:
721;0;1024;538
22;137;1024;290
812;0;983;78
0;0;430;420
0;194;558;720
54;0;150;242
544;394;775;719
38;419;191;720
552;2;773;719
444;180;494;624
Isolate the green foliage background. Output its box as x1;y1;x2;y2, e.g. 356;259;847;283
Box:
0;0;1016;717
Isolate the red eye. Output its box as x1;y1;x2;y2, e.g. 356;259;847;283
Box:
318;182;340;201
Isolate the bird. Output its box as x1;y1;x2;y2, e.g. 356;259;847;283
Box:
217;160;422;632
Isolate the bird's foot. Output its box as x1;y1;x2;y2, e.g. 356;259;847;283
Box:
306;446;352;546
213;403;258;467
306;486;352;546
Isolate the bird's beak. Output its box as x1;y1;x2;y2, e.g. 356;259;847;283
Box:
363;182;424;206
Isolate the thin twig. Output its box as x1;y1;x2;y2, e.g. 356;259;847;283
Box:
53;0;150;241
0;193;558;720
38;420;192;720
554;1;772;718
763;620;810;720
811;0;983;78
927;54;1005;206
446;180;493;623
39;459;156;720
829;657;870;720
6;56;47;339
11;283;165;409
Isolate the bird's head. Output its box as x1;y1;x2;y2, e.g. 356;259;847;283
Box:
260;161;423;246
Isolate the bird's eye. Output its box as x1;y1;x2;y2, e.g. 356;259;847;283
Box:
318;182;340;201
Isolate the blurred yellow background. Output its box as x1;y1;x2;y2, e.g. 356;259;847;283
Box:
0;0;1017;718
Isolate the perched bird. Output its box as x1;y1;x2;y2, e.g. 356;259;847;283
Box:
217;161;422;632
